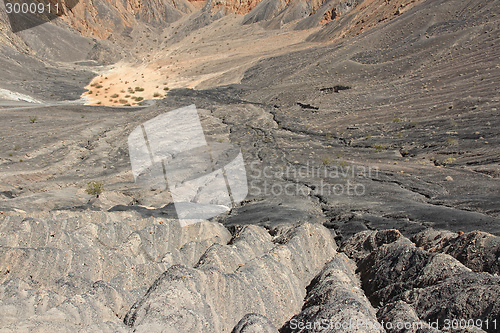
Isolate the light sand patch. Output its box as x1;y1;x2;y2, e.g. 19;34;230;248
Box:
82;63;167;106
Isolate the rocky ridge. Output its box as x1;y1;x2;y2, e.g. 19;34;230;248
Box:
1;210;499;332
0;0;499;331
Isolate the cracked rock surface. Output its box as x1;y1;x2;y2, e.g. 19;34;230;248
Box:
0;0;499;331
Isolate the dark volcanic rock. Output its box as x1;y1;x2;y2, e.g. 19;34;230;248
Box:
377;301;440;333
412;229;500;275
281;252;382;332
358;239;472;304
357;237;500;333
0;0;499;331
340;229;405;262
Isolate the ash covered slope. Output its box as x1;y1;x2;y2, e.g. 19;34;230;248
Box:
224;0;499;241
0;0;499;332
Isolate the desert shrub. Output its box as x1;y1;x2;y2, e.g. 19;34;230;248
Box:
164;87;169;91
119;99;128;104
135;87;145;92
443;157;456;165
86;181;103;197
111;94;119;98
153;92;162;97
337;161;349;168
29;116;37;123
322;157;332;166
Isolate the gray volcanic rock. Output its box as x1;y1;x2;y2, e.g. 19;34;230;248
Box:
0;0;499;331
0;211;231;331
124;223;337;332
241;0;287;25
281;252;382;332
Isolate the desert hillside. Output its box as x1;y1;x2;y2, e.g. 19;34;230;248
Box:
0;0;499;331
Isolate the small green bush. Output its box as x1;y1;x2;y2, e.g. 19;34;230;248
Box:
86;181;103;197
29;116;37;123
374;144;387;152
111;94;119;98
443;157;456;165
135;87;145;92
153;92;162;98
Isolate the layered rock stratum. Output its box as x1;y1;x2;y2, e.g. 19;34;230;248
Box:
0;0;499;331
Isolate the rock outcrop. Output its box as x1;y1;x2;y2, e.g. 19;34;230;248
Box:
2;215;499;332
351;231;500;333
0;211;231;331
124;223;337;332
281;252;383;332
412;229;500;275
0;0;499;331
